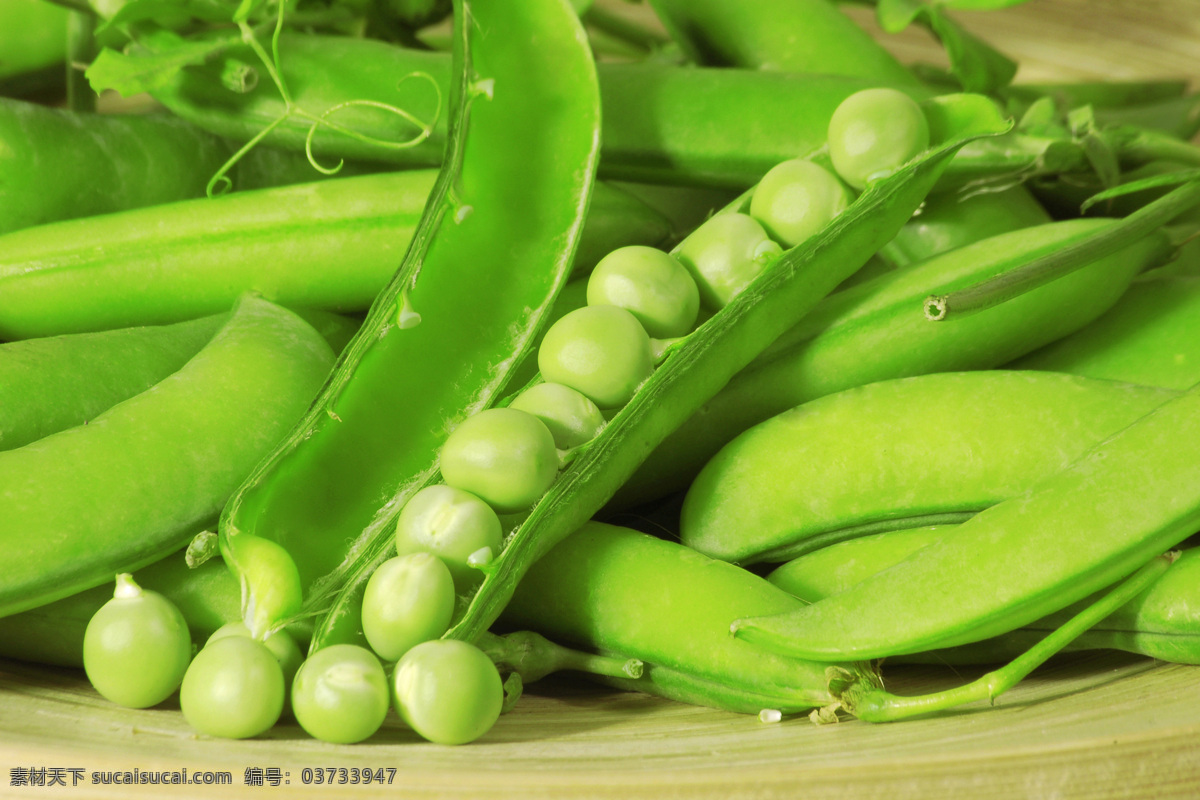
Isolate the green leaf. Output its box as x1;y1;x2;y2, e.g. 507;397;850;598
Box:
1081;169;1200;213
876;0;925;33
85;29;235;96
924;7;1017;93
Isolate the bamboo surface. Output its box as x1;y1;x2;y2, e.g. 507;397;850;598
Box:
4;1;1200;798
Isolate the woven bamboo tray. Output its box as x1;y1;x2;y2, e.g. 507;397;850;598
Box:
2;1;1199;798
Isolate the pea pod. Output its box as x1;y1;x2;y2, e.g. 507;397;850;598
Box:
0;171;664;339
218;0;603;640
0;97;348;236
0;295;333;618
501;522;867;715
616;218;1170;509
151;31;911;189
0;0;69;96
681;371;1179;565
0;315;223;451
429;97;1010;646
732;382;1200;660
769;529;1200;666
1012;274;1200;390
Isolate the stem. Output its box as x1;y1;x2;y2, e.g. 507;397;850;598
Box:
925;180;1200;320
841;553;1177;722
479;630;643;684
1118;127;1200;168
66;10;96;112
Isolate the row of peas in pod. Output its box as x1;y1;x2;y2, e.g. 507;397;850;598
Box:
77;87;930;747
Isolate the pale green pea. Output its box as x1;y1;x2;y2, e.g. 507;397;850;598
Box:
509;382;605;450
828;88;929;190
394;484;503;594
439;408;559;513
586;245;700;339
362;553;455;662
675;213;783;309
749;159;851;248
537;305;654;408
82;573;191;709
291;644;389;744
180;636;284;739
392;639;503;745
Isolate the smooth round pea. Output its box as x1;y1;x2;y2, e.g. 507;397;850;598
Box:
82;574;192;709
749;159;851;248
827;87;929;190
439;408;559;513
537;305;654;408
509;382;605;450
207;622;303;694
392;639;503;745
180;636;284;739
586;245;700;338
394;484;503;593
362;553;455;662
291;644;390;744
675;213;783;309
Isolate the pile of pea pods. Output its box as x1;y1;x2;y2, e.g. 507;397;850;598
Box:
2;0;1200;746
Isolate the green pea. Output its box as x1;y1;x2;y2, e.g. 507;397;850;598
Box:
394;485;503;594
180;636;284;739
392;639;503;745
439;408;559;513
207;622;303;695
537;305;654;408
675;213;783;309
586;245;700;338
291;644;390;744
748;159;851;248
362;553;455;662
509;382;605;451
827;88;930;190
82;574;192;709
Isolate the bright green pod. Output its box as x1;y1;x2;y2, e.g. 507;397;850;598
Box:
220;0;604;648
1012;274;1200;390
0;295;333;617
502;522;865;714
0;0;69;92
0;315;223;451
151;31;912;189
616;217;1171;509
0;96;340;236
733;382;1200;660
0;171;662;340
681;371;1178;565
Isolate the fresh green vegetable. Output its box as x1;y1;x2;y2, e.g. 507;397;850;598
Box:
828;88;931;190
0;315;223;450
732;383;1200;659
508;383;606;452
675;213;782;309
0;295;332;617
180;635;284;739
681;371;1177;564
361;553;455;661
537;306;655;409
82;574;192;709
291;644;390;743
391;639;503;745
393;486;503;595
749;159;851;249
439;409;560;514
586;245;699;339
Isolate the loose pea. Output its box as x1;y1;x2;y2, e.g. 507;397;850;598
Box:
749;159;851;248
82;574;191;709
392;639;503;745
180;636;284;739
675;213;783;309
827;88;930;190
509;382;605;450
291;644;390;744
207;622;303;695
439;408;559;513
586;245;700;338
361;553;455;662
394;485;503;593
537;305;654;408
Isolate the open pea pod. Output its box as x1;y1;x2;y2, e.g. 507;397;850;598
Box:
217;0;601;640
392;95;1006;645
